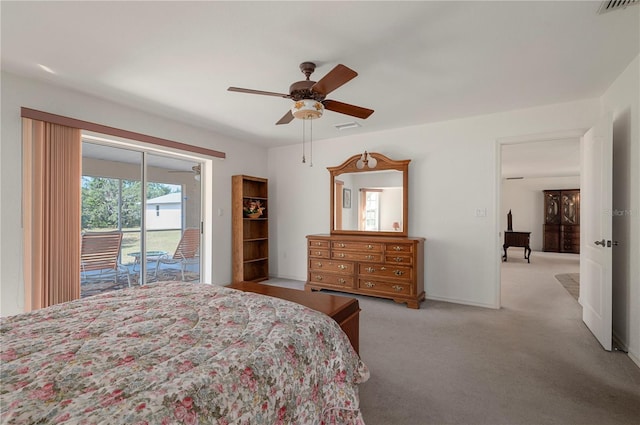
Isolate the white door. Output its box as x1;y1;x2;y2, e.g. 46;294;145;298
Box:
580;112;613;351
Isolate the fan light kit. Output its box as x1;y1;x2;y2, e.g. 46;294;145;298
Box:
291;99;324;120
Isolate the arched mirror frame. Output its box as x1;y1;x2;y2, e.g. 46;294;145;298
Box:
329;152;410;237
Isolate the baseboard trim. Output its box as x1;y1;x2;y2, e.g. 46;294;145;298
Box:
269;274;305;282
426;295;499;310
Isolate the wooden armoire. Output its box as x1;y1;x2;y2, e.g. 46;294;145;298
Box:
543;189;580;253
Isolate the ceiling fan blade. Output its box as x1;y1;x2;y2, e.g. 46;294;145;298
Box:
323;99;374;119
276;110;295;125
311;64;358;96
228;87;290;98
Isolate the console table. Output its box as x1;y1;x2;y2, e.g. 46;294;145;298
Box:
503;231;532;263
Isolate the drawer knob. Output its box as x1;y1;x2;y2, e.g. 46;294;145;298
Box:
392;285;404;292
380;266;387;271
365;281;375;288
338;278;346;284
315;242;322;246
337;243;345;248
393;246;402;251
316;262;322;267
314;275;323;281
394;257;403;262
338;253;345;258
316;251;322;255
367;244;374;250
338;264;348;270
394;270;404;276
365;255;374;260
365;267;375;273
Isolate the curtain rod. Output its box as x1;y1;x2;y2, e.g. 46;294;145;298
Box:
21;107;226;159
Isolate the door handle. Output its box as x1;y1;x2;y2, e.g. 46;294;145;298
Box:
594;239;606;246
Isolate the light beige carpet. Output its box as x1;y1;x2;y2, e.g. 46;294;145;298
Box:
264;252;640;424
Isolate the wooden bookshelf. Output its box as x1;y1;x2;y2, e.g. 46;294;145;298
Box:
232;175;269;282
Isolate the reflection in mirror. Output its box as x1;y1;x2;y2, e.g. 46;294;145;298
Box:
335;170;403;232
329;152;410;236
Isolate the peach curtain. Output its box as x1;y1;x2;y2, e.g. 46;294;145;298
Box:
23;118;82;311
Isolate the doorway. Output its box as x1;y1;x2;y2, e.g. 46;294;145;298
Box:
496;130;584;309
81;137;203;296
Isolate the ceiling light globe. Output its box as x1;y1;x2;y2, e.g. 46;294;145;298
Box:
292;99;324;120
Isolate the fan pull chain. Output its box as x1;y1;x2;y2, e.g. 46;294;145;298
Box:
309;118;313;167
301;119;306;164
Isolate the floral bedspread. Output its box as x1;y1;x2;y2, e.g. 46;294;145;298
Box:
0;282;369;424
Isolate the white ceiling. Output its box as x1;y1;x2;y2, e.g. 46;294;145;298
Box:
501;138;581;179
2;1;639;176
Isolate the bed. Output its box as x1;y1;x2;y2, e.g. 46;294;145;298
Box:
0;282;369;424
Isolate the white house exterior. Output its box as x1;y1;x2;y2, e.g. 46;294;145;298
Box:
146;193;182;230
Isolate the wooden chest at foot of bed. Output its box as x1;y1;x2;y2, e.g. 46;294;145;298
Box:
227;281;360;354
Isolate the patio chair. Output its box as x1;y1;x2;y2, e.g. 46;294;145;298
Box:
81;231;131;287
155;228;200;281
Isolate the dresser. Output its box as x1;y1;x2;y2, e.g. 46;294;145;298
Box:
305;234;425;309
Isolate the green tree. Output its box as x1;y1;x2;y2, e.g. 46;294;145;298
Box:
82;177;174;230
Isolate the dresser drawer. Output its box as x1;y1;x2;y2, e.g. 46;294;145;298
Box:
385;243;414;254
309;248;330;259
309;272;354;287
309;259;355;274
358;278;413;296
333;251;383;262
331;241;383;252
358;264;412;281
562;226;579;235
308;239;330;249
384;254;413;265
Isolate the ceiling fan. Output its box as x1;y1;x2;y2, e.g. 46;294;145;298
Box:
228;62;374;125
168;165;201;180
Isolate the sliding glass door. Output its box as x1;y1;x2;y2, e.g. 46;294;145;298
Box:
81;142;201;297
144;153;201;284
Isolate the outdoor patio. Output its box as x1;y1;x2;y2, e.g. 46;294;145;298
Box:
80;262;200;298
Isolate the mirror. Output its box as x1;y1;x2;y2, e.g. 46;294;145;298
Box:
329;151;410;236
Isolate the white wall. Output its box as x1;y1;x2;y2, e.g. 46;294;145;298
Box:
378;188;403;232
0;71;269;316
268;98;600;308
501;176;580;251
600;56;640;367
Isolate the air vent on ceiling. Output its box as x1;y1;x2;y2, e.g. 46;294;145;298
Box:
334;122;361;131
598;0;639;14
